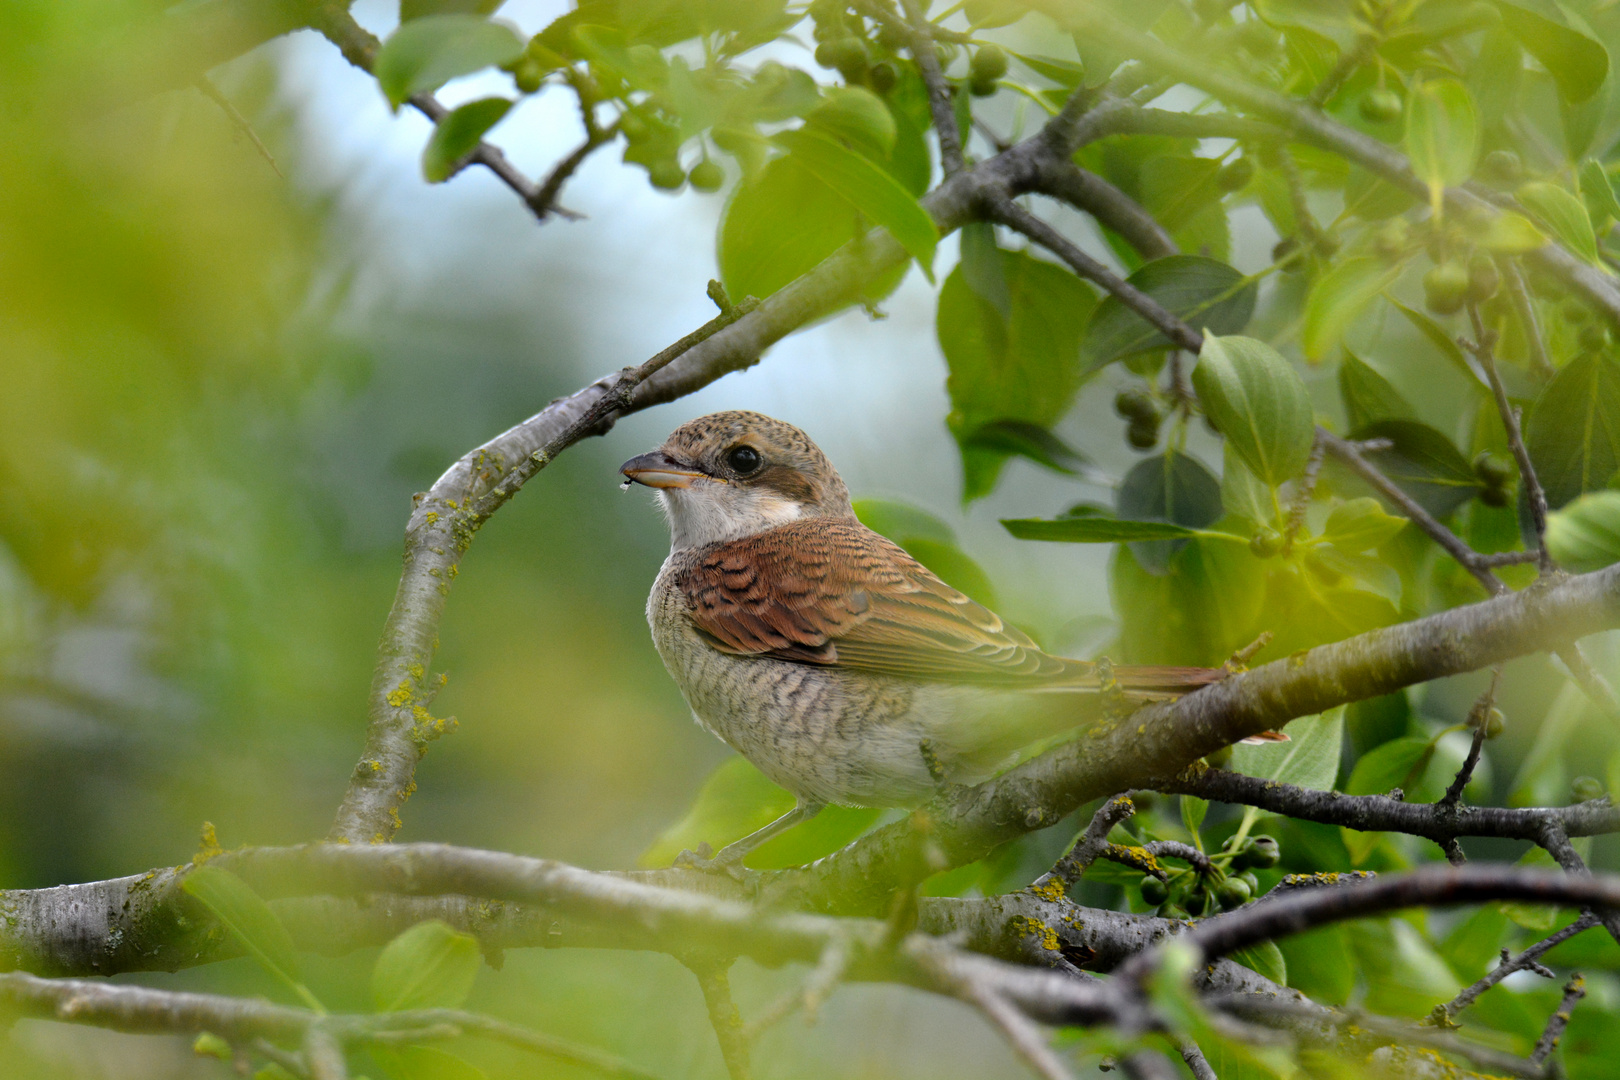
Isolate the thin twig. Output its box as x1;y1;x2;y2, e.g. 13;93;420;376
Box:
195;75;283;177
1531;974;1586;1065
1177;1040;1218;1080
900;0;965;176
1034;794;1136;892
1280;432;1326;556
688;958;751;1080
986;194;1203;352
1439;913;1598;1021
1439;669;1500;810
1319;428;1507;595
1466;303;1553;571
304;1026;347;1080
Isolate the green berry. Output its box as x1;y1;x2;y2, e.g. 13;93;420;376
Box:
1423;261;1470;315
619;112;650;142
1127;418;1160;450
647;160;686;191
970;45;1009;80
1483;707;1506;738
1473;452;1513;487
1373;220;1409;260
1272;235;1302;269
969;73;999;97
1249;527;1282;559
1237;870;1260;893
1479;484;1510;508
1182;887;1210;917
513;57;544;94
1158;902;1190;920
1572;776;1606;803
1216;877;1252;910
1465;252;1500;303
1140;875;1169;906
1217;157;1254;193
1246;835;1281;869
689;160;724;192
1114;387;1156;421
869;60;898;95
1359;89;1403;124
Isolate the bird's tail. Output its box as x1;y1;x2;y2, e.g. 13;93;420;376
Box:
1110;665;1288;744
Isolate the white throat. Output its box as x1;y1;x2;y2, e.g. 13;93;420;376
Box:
659;484;806;549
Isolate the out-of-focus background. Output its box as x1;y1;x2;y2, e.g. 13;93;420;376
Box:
1;2;1613;1078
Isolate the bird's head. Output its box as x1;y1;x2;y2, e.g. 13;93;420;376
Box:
621;410;853;549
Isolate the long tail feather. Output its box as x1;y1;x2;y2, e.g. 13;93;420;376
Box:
1111;665;1226;693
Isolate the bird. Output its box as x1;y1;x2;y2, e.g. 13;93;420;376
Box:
620;410;1253;868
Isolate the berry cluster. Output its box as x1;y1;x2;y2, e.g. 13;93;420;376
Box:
1140;834;1280;919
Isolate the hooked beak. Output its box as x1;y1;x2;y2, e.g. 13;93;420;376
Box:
620;450;707;490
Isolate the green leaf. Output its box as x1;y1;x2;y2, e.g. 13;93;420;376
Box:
639;757;879;870
1490;0;1609;104
1526;351;1620;508
1230;941;1287;987
1440;905;1511;982
182;866;308;1001
961;419;1088;475
1345;735;1434;796
1339;349;1416;431
938;247;1098;501
771;128;937;278
1302;258;1402;362
1080;256;1257;373
1111;529;1268;667
1002;517;1200;542
1230;706;1345;792
1547;490;1620;571
1276;925;1353;1004
1581;159;1620;227
421;97;512;183
1191;334;1316;487
1350;918;1461;1017
1009;51;1085;86
372;920;481;1012
402;0;502;19
1476;211;1546;254
805;87;897;160
1348;418;1484;518
1322;497;1407;552
1137;156;1230;262
1518;181;1599;265
1116;450;1224;573
1220;444;1274;526
1404;79;1478;212
1180;794;1208;837
1387;297;1481;387
374;15;525;110
719;155;906;305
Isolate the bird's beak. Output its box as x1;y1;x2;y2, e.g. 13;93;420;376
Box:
620;450;706;489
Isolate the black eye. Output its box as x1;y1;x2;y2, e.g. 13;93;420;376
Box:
726;445;762;474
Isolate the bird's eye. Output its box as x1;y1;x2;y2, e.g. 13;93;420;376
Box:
726;445;763;474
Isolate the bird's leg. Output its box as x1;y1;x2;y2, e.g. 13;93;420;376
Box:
918;738;947;784
675;800;825;874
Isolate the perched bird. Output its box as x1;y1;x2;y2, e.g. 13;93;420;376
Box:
621;411;1240;867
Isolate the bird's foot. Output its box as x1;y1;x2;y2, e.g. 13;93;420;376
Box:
672;842;750;881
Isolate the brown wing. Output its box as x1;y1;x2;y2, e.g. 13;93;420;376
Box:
676;518;1219;691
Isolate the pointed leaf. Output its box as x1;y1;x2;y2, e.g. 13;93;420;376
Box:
1526;351;1620;507
1180;794;1208;837
1339;349;1416;430
1477;211;1547;254
1581;159;1620;226
772;128;937;277
1230;707;1345;792
182;866;303;990
1081;256;1257;372
373;920;481;1012
421;97;512;183
1303;258;1402;362
1387;296;1482;387
1517;181;1599;265
1220;444;1274;526
1230;941;1287;987
1116;450;1224;573
1490;0;1609;104
1322;497;1407;552
1349;418;1484;518
1547;490;1620;571
1405;79;1478;211
1192;334;1316;487
375;15;524;109
1002;517;1201;542
1346;735;1435;796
